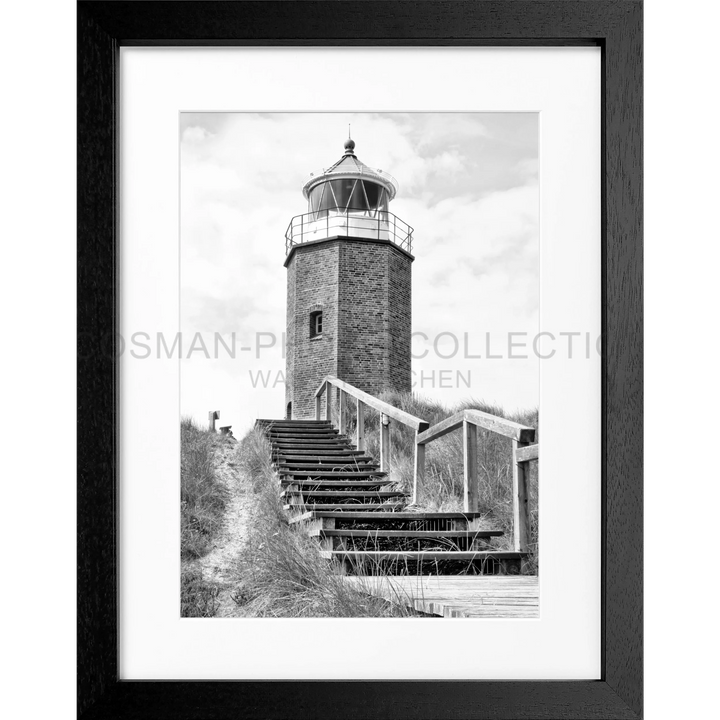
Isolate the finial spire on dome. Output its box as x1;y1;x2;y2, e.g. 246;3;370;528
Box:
344;127;356;155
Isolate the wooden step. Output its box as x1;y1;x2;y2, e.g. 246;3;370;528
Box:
264;432;338;442
271;441;351;448
271;436;348;442
268;433;340;439
267;431;340;437
280;479;393;488
276;462;379;475
316;528;502;552
257;420;331;427
274;449;366;456
314;529;503;539
276;454;373;462
272;446;351;452
278;470;386;478
321;550;524;563
273;448;352;454
281;490;406;499
277;466;379;472
266;425;337;430
285;503;405;512
289;510;485;524
264;421;335;426
263;428;334;434
265;429;336;434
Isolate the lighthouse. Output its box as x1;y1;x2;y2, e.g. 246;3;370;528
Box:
284;137;414;419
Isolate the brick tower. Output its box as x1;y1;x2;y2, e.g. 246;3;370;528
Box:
284;138;414;419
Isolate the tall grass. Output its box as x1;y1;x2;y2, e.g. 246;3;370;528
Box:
333;391;539;571
181;569;221;618
180;417;228;560
230;428;415;617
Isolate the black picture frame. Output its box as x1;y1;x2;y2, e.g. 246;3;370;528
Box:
77;1;642;718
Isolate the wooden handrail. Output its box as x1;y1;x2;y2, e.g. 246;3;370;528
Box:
315;376;429;433
314;376;539;555
315;376;429;475
414;407;538;554
416;409;535;445
515;443;539;463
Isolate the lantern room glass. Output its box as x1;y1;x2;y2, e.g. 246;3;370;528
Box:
308;179;389;220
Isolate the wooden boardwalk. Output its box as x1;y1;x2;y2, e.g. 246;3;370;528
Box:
344;575;539;618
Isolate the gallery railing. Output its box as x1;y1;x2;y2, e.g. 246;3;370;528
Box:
285;207;414;255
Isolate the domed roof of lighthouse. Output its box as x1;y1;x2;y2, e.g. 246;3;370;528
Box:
302;137;399;202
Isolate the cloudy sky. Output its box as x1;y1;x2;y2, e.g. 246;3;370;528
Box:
180;113;538;435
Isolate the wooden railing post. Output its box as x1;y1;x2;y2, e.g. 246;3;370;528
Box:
314;376;430;481
512;440;531;552
325;382;332;424
413;435;425;506
208;410;219;432
339;390;347;435
356;399;365;452
463;420;479;513
380;413;391;473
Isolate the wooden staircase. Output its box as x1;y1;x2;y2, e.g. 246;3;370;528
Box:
257;419;525;575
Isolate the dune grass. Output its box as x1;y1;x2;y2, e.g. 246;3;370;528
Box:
229;428;415;617
180;416;229;560
181;568;222;618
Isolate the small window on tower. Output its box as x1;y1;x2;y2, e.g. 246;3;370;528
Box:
310;310;323;338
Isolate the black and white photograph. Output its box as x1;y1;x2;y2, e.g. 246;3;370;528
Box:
178;112;540;618
75;0;646;720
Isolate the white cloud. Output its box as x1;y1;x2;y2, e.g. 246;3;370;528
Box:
515;157;539;183
182;125;212;144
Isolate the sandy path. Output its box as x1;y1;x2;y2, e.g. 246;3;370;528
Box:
192;436;253;617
